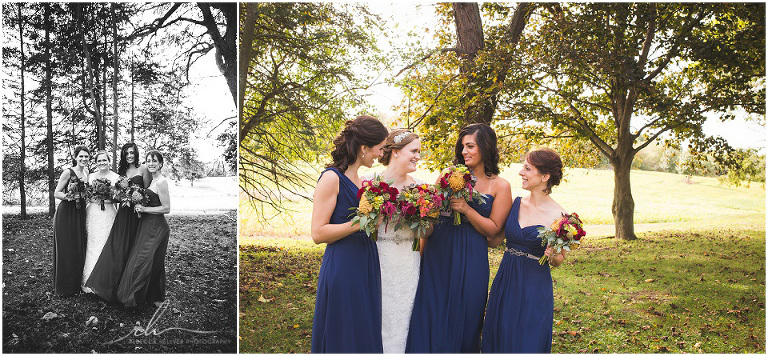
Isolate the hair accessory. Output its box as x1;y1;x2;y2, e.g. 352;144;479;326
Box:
393;131;410;144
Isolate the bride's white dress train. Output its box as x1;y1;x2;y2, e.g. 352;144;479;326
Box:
377;217;421;353
81;173;118;293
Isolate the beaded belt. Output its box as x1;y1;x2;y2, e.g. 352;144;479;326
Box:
505;246;541;261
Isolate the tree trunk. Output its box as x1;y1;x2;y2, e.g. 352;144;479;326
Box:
77;4;105;150
45;4;55;217
238;3;257;124
18;3;27;219
453;3;533;125
130;58;135;142
112;3;119;169
611;147;637;240
198;3;237;104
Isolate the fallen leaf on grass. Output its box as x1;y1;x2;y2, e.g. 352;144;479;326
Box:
85;316;98;326
41;312;58;321
645;278;655;283
258;294;274;303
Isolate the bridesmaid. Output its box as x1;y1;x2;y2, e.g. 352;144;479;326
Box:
52;145;90;295
482;148;567;353
406;123;512;353
310;115;389;353
116;150;171;307
85;143;151;301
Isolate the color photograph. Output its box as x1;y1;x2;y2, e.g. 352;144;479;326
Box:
238;2;765;354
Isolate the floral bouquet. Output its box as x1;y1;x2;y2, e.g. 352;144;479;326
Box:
128;187;150;217
438;164;487;225
350;175;399;241
113;176;132;205
536;212;585;265
396;183;443;251
65;179;88;209
88;178;113;210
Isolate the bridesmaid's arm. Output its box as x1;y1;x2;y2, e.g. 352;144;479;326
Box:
451;178;513;241
53;169;72;201
311;172;359;245
140;164;153;188
138;179;171;214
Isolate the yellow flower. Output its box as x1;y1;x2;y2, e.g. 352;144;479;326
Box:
428;210;440;218
550;220;561;232
373;195;384;210
359;197;372;214
448;172;465;191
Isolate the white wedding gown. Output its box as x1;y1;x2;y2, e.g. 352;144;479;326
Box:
377;203;421;353
81;172;118;293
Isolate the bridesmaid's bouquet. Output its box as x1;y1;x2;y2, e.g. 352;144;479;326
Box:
113;176;132;204
65;179;87;209
537;213;586;265
88;178;113;211
396;183;443;251
128;187;150;218
438;164;487;225
350;175;399;241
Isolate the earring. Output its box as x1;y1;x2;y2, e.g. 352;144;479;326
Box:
363;153;366;159
394;153;398;158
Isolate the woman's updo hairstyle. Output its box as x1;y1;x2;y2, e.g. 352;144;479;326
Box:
71;145;91;166
526;148;563;194
453;123;500;178
146;150;164;170
327;115;389;173
93;150;111;163
380;129;418;166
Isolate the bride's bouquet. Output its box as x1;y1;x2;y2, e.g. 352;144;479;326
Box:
437;164;487;225
537;212;585;265
88;178;113;211
395;183;443;251
65;179;88;209
350;175;399;241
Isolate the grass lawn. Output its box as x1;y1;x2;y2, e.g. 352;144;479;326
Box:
3;211;238;353
240;165;766;238
240;228;765;353
239;168;765;353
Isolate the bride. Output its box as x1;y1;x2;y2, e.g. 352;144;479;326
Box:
375;129;433;353
82;150;119;293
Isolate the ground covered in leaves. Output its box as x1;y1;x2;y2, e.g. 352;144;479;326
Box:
240;228;765;353
3;211;237;353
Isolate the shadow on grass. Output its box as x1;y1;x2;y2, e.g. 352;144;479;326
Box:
240;229;765;353
2;212;237;353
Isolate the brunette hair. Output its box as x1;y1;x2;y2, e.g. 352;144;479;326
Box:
380;129;418;166
453;123;500;178
146;150;164;170
71;145;91;166
118;142;140;176
526;148;563;194
327;115;389;173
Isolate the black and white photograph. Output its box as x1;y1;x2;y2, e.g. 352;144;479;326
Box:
2;2;237;353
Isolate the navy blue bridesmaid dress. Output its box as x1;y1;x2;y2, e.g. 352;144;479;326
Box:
405;196;495;353
52;168;87;295
482;196;553;353
311;167;383;353
116;188;170;307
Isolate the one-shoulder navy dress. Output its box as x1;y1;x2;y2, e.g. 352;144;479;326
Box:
482;196;553;353
311;168;383;353
405;195;494;353
85;175;144;301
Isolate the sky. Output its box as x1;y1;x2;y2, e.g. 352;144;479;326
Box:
362;2;765;153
